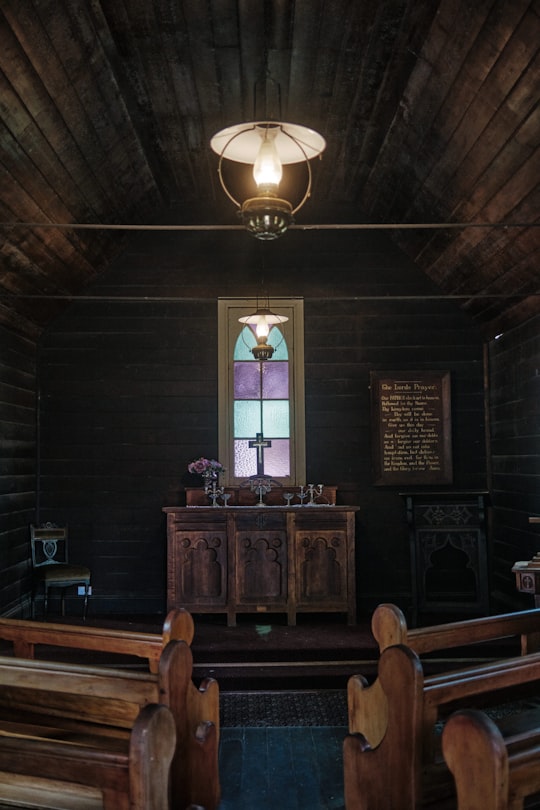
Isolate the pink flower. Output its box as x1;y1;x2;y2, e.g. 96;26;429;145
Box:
188;457;225;475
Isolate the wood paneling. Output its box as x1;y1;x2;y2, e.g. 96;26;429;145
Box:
33;228;489;617
488;315;540;612
0;326;36;615
0;1;537;339
1;225;535;619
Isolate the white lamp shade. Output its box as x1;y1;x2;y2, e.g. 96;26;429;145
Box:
238;309;289;326
210;121;326;165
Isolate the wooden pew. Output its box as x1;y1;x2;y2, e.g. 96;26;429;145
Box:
0;639;220;810
0;651;179;809
0;608;195;673
442;708;540;810
372;603;540;658
344;643;540;810
0;609;220;808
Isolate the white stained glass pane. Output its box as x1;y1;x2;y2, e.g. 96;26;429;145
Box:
234;439;258;477
262;400;289;438
234;400;262;438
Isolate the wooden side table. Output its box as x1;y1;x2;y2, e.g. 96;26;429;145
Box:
513;517;540;605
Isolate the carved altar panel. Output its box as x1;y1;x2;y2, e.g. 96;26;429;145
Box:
235;529;288;605
164;505;359;626
168;528;228;607
295;530;348;606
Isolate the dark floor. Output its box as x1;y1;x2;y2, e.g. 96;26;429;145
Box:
217;689;349;810
218;725;347;810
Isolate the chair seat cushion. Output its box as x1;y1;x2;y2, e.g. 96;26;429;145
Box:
37;564;91;585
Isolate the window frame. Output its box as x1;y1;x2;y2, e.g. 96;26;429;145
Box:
218;297;305;486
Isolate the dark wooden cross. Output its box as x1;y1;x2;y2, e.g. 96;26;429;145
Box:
248;432;272;475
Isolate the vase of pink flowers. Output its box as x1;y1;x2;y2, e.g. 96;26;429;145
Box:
187;457;226;494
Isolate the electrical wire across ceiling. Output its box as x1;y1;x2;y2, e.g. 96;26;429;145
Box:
0;221;537;231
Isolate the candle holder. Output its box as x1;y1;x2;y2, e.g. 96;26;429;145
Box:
241;475;280;506
306;483;324;505
206;479;225;506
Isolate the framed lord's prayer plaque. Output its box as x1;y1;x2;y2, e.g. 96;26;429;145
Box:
370;371;453;486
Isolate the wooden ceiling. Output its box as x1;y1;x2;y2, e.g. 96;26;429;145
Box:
0;0;538;340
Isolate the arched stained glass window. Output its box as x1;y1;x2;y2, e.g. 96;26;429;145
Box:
218;299;305;486
233;326;290;478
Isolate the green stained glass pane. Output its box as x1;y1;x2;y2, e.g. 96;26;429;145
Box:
269;327;288;360
262;400;289;438
234;328;256;361
234;400;262;438
234;326;288;361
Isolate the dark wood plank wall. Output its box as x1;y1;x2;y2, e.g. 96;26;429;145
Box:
0;326;36;615
33;226;490;619
488;316;540;612
37;298;217;614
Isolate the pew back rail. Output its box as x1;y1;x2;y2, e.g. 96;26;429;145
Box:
372;603;540;657
0;608;195;673
442;708;540;810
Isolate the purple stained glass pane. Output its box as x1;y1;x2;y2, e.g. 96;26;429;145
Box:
262;362;289;399
264;439;290;477
234;362;261;399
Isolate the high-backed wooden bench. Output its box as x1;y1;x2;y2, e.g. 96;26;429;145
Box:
0;609;220;808
0;608;195;673
0;638;220;810
442;708;540;810
372;603;540;658
0;646;183;809
344;643;540;810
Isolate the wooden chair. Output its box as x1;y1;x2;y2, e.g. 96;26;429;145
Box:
30;523;91;620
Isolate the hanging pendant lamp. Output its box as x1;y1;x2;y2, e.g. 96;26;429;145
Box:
210;121;326;240
238;303;289;360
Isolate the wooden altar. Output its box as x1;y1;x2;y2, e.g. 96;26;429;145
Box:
163;505;359;626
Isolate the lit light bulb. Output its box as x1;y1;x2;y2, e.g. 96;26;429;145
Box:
253;129;282;190
255;313;270;338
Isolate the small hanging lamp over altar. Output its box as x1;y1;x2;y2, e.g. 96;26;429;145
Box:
238;304;288;360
